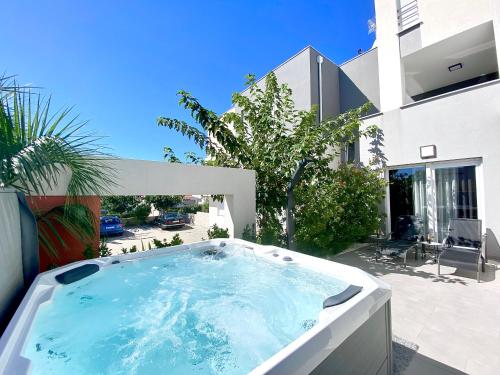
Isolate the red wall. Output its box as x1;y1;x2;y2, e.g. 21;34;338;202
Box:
27;196;101;272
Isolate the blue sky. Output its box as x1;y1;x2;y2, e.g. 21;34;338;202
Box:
2;0;375;161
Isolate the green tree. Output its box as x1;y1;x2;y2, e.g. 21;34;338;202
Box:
144;195;182;212
0;76;114;257
158;72;382;249
101;196;140;215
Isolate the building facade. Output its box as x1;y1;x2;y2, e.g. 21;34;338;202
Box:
233;0;500;259
359;0;500;259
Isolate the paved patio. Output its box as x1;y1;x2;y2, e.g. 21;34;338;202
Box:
334;246;500;375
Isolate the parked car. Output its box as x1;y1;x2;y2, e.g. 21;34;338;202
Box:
156;212;185;229
100;215;124;237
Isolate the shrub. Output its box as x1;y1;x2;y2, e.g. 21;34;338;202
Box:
169;234;183;246
242;224;256;242
121;247;128;254
152;235;183;248
201;201;209;213
129;245;137;253
83;244;95;259
98;240;112;257
257;219;287;246
152;238;166;248
295;164;386;256
207;224;230;239
132;203;151;223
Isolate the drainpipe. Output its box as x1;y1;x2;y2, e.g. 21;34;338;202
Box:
286;158;314;250
316;55;324;123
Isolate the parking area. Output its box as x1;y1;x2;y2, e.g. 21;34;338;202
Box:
104;222;209;255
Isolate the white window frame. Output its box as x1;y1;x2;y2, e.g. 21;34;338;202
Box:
386;158;484;235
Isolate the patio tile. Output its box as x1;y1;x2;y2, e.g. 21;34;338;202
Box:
466;359;500;375
334;247;500;375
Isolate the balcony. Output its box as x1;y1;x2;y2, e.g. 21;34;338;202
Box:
402;21;498;105
397;0;419;31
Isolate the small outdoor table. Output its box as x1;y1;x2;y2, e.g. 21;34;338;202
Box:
416;241;442;262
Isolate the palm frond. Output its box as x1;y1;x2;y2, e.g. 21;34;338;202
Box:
36;204;97;259
1;74;115;260
0;76;115;196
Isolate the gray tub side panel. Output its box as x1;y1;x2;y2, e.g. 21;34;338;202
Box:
0;190;23;333
17;192;39;286
311;301;392;375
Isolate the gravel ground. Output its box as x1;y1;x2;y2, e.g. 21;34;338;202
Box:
104;223;209;255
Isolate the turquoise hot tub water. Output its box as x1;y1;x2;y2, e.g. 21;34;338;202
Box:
23;243;348;374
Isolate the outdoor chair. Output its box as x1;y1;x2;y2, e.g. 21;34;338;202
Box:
376;215;423;268
438;218;486;282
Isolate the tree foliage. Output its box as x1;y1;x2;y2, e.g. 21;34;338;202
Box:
131;202;151;223
295;164;386;255
102;195;183;215
144;195;182;212
0;76;114;197
101;195;141;215
206;224;230;239
158;72;384;251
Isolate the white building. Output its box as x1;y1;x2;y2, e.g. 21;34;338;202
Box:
223;0;500;259
360;0;500;260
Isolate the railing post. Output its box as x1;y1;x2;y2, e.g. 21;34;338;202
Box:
397;0;419;30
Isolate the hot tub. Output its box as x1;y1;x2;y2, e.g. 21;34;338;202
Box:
0;239;391;374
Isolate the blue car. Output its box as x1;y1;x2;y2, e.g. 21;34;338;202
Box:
100;216;124;237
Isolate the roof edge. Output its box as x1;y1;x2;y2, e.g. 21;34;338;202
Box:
240;45;337;94
339;47;378;67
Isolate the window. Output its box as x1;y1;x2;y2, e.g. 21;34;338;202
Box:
389;167;427;234
435;165;477;240
388;161;481;241
346;142;356;163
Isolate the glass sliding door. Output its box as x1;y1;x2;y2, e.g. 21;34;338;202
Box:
435;165;478;240
388;167;427;234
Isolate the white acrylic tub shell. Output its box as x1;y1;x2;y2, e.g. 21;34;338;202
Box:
0;239;391;375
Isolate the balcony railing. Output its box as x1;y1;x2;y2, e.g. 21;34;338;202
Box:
397;0;419;30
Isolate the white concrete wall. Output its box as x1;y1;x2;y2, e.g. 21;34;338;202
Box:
193;211;209;228
494;0;500;66
0;189;23;330
374;0;497;112
374;0;405;112
418;0;493;47
38;159;256;239
359;81;500;259
107;160;256;239
208;198;227;229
